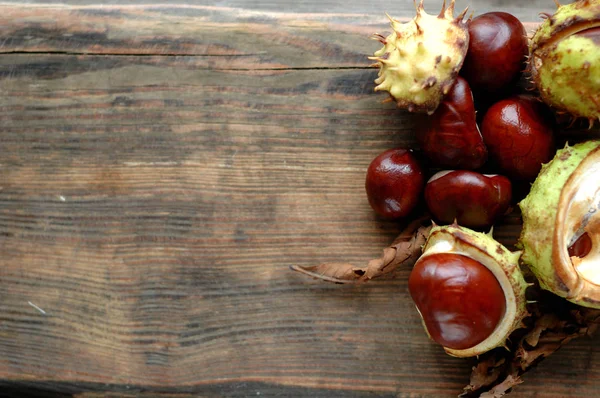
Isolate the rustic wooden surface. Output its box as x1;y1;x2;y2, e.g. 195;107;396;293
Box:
9;0;558;22
1;2;600;397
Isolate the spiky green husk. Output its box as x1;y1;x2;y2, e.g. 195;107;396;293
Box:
370;0;469;114
519;140;600;308
529;0;600;124
418;224;528;357
531;0;600;47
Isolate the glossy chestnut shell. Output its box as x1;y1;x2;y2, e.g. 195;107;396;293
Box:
408;252;506;350
365;148;425;219
424;170;512;230
408;224;528;357
568;232;592;259
461;12;527;94
419;77;487;169
481;96;555;181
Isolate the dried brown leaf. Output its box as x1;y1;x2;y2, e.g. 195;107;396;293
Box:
364;221;431;280
462;356;506;394
461;291;600;397
515;340;561;370
291;217;431;283
523;313;561;347
289;262;366;283
573;307;600;328
479;375;523;398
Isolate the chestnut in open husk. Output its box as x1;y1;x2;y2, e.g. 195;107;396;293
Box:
519;140;600;308
409;224;529;357
529;0;600;125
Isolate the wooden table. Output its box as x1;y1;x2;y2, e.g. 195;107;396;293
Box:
2;2;599;397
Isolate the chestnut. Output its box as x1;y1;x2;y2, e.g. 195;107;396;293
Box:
481;95;555;181
568;232;592;259
419;77;487;170
461;12;527;95
424;170;511;230
365;148;425;219
407;224;528;357
519;141;600;309
408;252;506;350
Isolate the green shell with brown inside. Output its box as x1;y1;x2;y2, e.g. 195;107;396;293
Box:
529;0;600;124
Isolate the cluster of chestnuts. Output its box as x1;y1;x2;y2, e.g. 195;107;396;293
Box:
366;0;600;360
294;0;600;394
367;5;552;230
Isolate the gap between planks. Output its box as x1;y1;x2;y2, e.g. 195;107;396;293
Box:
0;52;371;71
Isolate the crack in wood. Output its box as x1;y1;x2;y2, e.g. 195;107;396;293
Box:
0;51;371;70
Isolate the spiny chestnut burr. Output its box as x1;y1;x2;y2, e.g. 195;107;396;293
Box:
424;170;512;230
461;11;527;95
370;0;470;114
481;95;555;182
418;77;487;170
529;0;600;125
519;141;600;309
365;148;425;219
408;224;529;357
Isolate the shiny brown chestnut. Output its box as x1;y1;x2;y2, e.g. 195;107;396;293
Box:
365;148;425;219
461;12;527;95
408;252;507;350
408;224;528;357
568;233;592;259
481;95;555;181
418;77;487;170
424;170;512;230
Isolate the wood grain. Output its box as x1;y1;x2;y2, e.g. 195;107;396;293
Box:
0;4;543;59
1;4;600;398
6;0;559;24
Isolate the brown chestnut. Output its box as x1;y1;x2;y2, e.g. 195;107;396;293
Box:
568;233;592;259
461;12;527;94
365;148;425;219
419;77;487;170
481;96;555;181
425;170;511;230
408;252;507;350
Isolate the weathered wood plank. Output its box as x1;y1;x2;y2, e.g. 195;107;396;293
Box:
1;4;599;398
0;51;470;396
0;4;540;66
4;0;558;24
0;4;378;65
